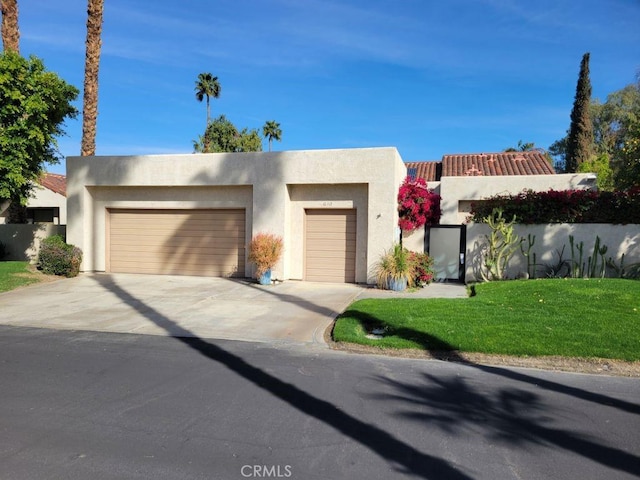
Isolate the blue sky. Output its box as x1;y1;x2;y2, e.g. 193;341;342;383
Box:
17;0;640;174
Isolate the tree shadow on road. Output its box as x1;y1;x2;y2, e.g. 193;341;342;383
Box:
341;307;640;415
344;309;640;477
91;274;473;480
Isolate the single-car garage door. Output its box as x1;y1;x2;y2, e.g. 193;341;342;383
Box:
108;209;245;277
305;209;356;283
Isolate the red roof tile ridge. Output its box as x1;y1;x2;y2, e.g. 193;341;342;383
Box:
39;173;67;197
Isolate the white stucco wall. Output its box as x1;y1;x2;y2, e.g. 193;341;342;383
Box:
466;223;640;282
439;173;596;224
67;147;406;284
0;184;66;225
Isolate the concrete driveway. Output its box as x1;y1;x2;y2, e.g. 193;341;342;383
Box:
0;273;467;345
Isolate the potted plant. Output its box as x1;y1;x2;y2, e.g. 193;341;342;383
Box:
248;232;283;285
374;244;415;291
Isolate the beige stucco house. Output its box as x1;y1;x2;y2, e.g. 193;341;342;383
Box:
0;173;67;225
407;152;596;224
67;147;406;284
67;148;599;284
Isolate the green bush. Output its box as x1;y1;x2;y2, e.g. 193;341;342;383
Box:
38;235;82;277
469;187;640;224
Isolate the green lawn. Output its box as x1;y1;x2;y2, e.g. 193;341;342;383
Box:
333;279;640;361
0;261;42;292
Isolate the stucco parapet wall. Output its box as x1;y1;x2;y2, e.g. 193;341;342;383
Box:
438;173;597;224
66;147;403;187
66;147;406;283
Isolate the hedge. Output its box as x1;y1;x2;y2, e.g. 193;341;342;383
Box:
469;188;640;224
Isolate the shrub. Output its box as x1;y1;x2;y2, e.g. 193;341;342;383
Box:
468;187;640;224
409;251;435;286
38;235;82;277
248;232;283;277
398;176;441;231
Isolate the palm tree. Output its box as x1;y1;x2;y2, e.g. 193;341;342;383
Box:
504;140;535;152
195;72;221;128
262;120;282;152
1;0;20;52
81;0;104;156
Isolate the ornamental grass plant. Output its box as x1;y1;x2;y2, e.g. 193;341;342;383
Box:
248;233;283;277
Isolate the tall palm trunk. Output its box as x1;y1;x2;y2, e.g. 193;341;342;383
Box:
1;0;23;221
81;0;104;156
0;0;20;53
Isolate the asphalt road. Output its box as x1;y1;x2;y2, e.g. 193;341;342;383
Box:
0;325;639;480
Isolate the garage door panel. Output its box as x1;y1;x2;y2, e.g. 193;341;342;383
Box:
306;250;356;259
110;235;243;248
306;232;356;241
110;244;243;255
111;222;245;234
109;209;245;277
305;209;356;283
110;264;240;277
111;260;241;273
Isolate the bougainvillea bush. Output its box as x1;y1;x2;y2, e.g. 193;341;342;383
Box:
397;176;441;231
408;251;435;286
468;188;640;224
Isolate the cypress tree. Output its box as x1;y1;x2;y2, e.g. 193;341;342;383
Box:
565;53;594;172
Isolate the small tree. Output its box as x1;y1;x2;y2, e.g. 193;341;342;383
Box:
193;114;262;153
0;52;79;210
565;52;594;173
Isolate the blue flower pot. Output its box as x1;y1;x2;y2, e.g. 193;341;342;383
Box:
388;276;407;291
258;269;272;285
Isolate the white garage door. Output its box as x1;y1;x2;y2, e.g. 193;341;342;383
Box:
305;209;356;283
108;209;245;277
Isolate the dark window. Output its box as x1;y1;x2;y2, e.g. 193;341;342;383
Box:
26;208;57;223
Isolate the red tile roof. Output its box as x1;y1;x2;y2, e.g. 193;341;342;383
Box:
442;152;555;177
406;151;555;181
39;173;66;197
405;161;439;181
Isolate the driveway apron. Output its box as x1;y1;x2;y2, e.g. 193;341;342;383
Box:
0;274;366;345
0;274;467;345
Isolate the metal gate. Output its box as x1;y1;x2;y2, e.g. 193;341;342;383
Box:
425;225;466;283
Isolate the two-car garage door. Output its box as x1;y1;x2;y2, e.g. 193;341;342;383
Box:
108;209;245;277
107;207;356;282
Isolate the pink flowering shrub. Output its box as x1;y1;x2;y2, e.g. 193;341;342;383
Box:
397;176;441;231
468;187;640;224
408;251;435;285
